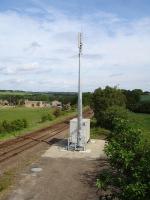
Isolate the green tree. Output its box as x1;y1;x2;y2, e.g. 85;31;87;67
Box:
122;89;143;111
83;92;92;106
91;86;126;126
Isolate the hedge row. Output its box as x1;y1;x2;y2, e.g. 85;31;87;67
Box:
96;115;150;200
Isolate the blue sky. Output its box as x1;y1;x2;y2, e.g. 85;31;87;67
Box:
0;0;150;92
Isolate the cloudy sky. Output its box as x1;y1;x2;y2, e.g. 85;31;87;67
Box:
0;0;150;92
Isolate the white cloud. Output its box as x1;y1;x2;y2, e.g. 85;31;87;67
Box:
0;6;150;91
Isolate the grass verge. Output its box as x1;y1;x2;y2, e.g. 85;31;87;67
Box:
0;170;15;193
0;107;77;141
128;112;150;142
91;127;110;139
90;112;150;141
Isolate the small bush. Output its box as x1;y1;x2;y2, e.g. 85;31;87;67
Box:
41;114;54;122
0;119;28;134
53;109;61;117
104;105;129;130
22;118;28;128
2;120;12;132
41;115;47;122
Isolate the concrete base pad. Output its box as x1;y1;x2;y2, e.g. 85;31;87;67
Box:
42;139;106;160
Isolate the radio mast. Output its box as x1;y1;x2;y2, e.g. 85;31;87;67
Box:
77;32;83;148
68;33;90;151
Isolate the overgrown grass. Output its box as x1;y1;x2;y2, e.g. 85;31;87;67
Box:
91;127;110;139
128;112;150;141
0;107;76;141
90;118;110;139
0;170;15;193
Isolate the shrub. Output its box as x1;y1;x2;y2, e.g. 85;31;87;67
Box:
22;118;28;128
53;109;61;117
91;86;126;126
2;120;12;132
41;114;54;122
104;106;129;130
0;119;28;134
97;119;150;199
41;115;48;122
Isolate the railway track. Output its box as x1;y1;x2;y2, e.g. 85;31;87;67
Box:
0;124;68;163
0;109;93;164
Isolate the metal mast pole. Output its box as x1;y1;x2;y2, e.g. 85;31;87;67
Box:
77;32;83;148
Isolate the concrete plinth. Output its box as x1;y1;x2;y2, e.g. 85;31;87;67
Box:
42;139;106;160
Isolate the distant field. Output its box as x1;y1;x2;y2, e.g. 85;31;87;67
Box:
90;112;150;142
0;107;76;141
0;107;52;124
0;91;32;96
140;95;150;102
129;112;150;141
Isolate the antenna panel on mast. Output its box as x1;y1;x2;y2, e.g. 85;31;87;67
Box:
78;32;83;53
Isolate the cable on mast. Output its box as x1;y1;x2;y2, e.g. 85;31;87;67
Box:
77;32;83;149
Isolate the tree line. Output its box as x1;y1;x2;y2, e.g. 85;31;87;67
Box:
91;87;150;116
0;88;149;113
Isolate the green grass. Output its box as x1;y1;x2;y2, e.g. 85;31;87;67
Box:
91;127;110;139
90;118;110;139
0;107;52;122
0;107;76;141
140;95;150;102
128;112;150;141
90;112;150;141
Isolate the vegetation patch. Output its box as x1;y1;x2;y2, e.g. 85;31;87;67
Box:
128;112;150;142
0;119;28;134
90;86;150;199
96;118;150;200
0;170;15;192
91;127;109;139
0;107;76;141
140;95;150;102
41;114;54;123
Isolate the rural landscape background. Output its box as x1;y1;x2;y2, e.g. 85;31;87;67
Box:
0;0;150;199
0;88;150;142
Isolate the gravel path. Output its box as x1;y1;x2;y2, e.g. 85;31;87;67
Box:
2;139;106;200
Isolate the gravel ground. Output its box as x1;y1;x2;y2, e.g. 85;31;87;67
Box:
1;139;106;200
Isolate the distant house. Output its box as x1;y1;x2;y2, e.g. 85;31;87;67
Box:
0;100;9;106
51;100;62;109
24;100;51;108
63;103;71;111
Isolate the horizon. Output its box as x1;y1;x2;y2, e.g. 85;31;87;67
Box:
0;86;149;93
0;0;150;92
